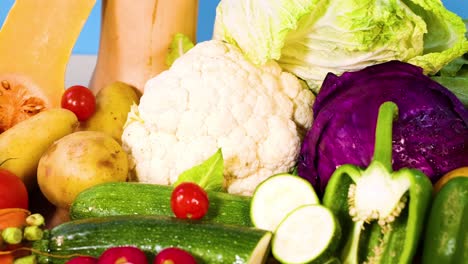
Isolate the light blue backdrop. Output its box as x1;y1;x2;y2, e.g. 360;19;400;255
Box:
0;0;466;55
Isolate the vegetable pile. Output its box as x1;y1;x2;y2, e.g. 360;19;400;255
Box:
0;0;467;264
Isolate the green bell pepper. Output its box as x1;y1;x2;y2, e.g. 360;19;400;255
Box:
422;177;468;264
322;101;432;264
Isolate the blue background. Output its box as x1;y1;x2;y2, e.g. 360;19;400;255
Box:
0;0;466;55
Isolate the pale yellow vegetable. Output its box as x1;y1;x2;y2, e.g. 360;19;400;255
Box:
0;108;79;189
80;81;141;143
37;131;128;209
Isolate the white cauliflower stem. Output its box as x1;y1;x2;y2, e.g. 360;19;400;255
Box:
122;40;314;195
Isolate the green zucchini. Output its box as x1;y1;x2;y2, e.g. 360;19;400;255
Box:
70;182;252;226
422;177;468;264
33;215;272;264
272;204;341;264
250;173;319;232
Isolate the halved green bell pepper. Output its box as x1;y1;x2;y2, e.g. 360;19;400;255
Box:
322;101;432;264
422;176;468;264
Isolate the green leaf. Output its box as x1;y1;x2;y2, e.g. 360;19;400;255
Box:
174;148;225;192
432;76;468;107
166;33;195;67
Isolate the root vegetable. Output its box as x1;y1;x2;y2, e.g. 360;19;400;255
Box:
37;131;128;210
80;81;141;143
0;108;79;189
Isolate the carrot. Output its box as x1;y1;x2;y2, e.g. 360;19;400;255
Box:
0;208;30;230
0;254;14;264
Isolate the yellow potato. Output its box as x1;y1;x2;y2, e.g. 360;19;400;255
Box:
81;81;141;143
0;108;79;189
37;131;129;209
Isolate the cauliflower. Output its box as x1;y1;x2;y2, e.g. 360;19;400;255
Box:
122;40;315;195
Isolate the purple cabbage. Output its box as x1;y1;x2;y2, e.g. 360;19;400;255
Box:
298;61;468;193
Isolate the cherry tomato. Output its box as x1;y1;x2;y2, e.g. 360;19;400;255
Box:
170;182;209;220
0;168;28;209
61;85;96;121
154;247;197;264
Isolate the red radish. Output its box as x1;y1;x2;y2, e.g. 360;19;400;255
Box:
170;182;209;220
154;247;197;264
66;256;98;264
98;246;147;264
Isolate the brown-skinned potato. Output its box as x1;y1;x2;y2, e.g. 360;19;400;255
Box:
37;131;128;209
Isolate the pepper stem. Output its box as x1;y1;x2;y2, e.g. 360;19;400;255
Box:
372;102;398;172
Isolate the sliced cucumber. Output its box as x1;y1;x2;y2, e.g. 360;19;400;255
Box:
272;204;341;264
250;173;319;232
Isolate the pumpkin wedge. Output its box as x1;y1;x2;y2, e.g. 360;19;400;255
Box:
89;0;199;93
0;0;96;133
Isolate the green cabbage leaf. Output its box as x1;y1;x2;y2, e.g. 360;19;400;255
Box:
213;0;468;92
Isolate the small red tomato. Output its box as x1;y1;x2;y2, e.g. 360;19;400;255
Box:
61;85;96;121
170;182;209;220
0;168;28;209
154;247;197;264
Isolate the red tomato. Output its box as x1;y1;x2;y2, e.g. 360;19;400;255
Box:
61;85;96;121
0;168;28;209
154;247;197;264
170;182;209;220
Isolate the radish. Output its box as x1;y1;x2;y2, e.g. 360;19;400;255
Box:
98;246;147;264
154;247;197;264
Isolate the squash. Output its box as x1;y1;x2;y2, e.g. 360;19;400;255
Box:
0;0;96;133
89;0;199;93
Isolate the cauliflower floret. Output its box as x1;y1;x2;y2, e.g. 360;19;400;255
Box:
122;40;315;195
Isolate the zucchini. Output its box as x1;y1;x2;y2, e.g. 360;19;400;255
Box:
250;173;319;231
33;215;272;264
272;204;341;264
70;182;252;226
422;177;468;264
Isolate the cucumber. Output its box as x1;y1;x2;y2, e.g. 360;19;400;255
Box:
250;173;319;231
422;177;468;264
272;204;341;264
70;182;252;226
33;215;272;264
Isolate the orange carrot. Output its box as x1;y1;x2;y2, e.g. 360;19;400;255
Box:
0;208;30;230
0;254;14;264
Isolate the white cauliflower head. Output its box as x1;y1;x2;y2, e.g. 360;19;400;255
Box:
122;40;315;195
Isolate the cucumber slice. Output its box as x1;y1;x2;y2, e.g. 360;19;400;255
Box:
272;204;341;264
250;173;319;231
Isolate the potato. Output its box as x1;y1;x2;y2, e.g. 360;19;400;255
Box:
80;81;141;143
37;131;128;209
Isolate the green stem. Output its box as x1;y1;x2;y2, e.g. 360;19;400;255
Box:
372;102;398;172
